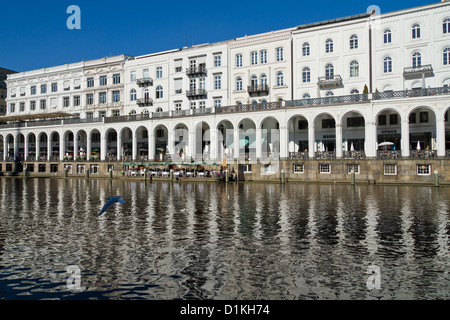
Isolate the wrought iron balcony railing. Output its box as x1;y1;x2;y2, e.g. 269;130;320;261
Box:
317;75;343;87
247;84;269;94
186;65;207;76
136;98;153;106
403;64;433;78
136;77;153;86
186;89;207;97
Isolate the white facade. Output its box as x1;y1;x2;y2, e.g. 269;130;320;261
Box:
1;1;450;164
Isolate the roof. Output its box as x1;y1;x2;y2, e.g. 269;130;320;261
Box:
0;68;17;81
0;112;76;122
296;13;371;30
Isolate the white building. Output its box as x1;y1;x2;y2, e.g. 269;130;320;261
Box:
1;0;449;179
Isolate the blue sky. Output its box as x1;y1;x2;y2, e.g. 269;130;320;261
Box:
1;0;436;72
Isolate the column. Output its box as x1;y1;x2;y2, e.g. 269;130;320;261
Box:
148;128;155;161
86;136;92;161
117;131;122;161
436;116;445;157
256;127;262;160
24;135;29;161
364;121;377;158
132;131;137;161
13;134;18;160
401;119;410;158
210;127;217;162
335;124;343;158
189;130;195;160
47;136;52;161
308;124;315;159
73;132;79;160
279;126;288;159
60;134;66;162
100;133;107;161
168;129;175;159
234;128;240;160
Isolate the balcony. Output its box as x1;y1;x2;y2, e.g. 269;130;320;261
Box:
136;98;153;106
373;86;449;100
247;84;269;94
186;89;207;98
289;152;309;160
403;64;433;79
186;65;206;76
136;77;153;87
317;75;343;88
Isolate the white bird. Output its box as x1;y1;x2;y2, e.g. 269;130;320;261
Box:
97;196;126;217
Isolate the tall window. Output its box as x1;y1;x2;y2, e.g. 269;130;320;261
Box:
236;54;242;67
156;86;163;99
112;91;120;103
276;72;284;86
51;83;58;92
143;69;149;79
384;29;392;44
260;49;267;64
156;66;163;78
325;64;334;78
130;71;136;82
443;48;450;66
113;73;120;84
384;56;392;73
350;34;358;49
250;75;258;87
260;74;268;87
325;39;334;53
236;77;243;91
444;18;450;34
41;84;47;94
214;54;221;67
350;60;359;78
99;92;107;104
302;67;311;83
86;94;94;105
276;47;284;61
302;42;310;56
130;89;137;101
214;75;222;90
412;23;421;39
412;52;422;68
100;75;107;86
251;51;258;65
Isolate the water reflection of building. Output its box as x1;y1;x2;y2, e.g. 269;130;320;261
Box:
1;1;450;183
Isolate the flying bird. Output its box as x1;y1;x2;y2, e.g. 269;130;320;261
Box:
97;196;126;217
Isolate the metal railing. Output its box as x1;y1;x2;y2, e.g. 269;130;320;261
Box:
136;78;153;86
289;152;309;160
186;89;207;97
373;86;449;100
286;94;368;107
247;84;269;93
186;66;207;75
377;150;401;159
136;98;153;106
410;150;437;159
343;151;366;159
216;101;281;113
315;151;336;159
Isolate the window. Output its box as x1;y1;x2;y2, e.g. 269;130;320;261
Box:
190;102;196;110
347;115;364;128
236;77;243;91
389;114;398;125
51;83;58;92
443;48;450;66
99;92;107;104
236;54;242;67
419;111;428;123
412;52;422;68
325;64;334;78
326;39;334;53
40;100;46;110
417;164;431;175
41;84;47;94
199;77;206;90
384;56;392;73
30;100;36;111
276;47;284;61
347;164;360;174
74;96;80;106
276;72;284;86
112;110;120;117
156;86;163;99
326;91;334;97
378;114;387;126
243;164;252;173
99;111;106;118
350;34;358;49
87;77;94;88
130;71;136;82
302;42;310;56
100;75;107;86
214;99;221;108
251;51;258;65
175;102;182;111
444;18;450;34
250;75;258;87
260;49;267;64
303;93;310;98
156;66;163;78
293;164;304;173
384;29;392;44
19;102;25;112
31;86;36;95
199;101;206;109
384;164;397;175
214;74;222;90
112;91;120;103
264;164;275;174
350;89;360;95
63;97;70;108
350;60;359;77
86;94;94;105
113;73;121;84
9;103;15;113
302;67;311;83
412;23;421;39
86;112;93;119
260;74;268;87
130;89;137;101
214;54;221;67
319;164;331;173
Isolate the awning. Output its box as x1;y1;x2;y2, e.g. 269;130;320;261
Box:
0;112;76;122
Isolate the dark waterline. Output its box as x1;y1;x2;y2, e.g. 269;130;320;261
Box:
0;178;449;300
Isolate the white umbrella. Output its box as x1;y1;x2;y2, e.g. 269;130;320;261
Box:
378;141;394;147
350;143;355;151
416;141;421;150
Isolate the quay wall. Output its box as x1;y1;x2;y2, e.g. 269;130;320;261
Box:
1;159;449;186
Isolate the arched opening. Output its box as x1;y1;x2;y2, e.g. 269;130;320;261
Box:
342;111;366;159
174;123;189;161
238;119;256;161
217;120;234;161
76;130;88;160
154;124;168;161
314;113;336;158
105;128;117;161
136;126;149;161
89;129;101;160
5;134;15;160
49;131;60;161
120;127;133;161
63;130;74;160
26;133;37;161
37;132;48;161
408;106;437;157
288;115;309;158
445;107;450;156
195;121;211;161
261;117;280;160
376;109;401;158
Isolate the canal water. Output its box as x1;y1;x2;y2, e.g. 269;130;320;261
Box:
0;177;448;300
